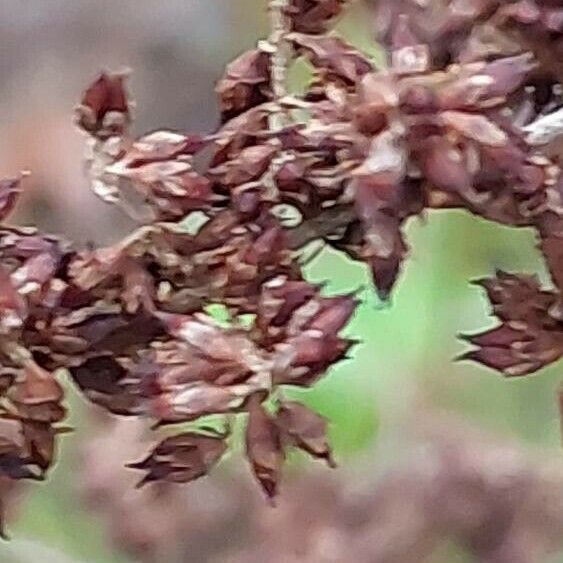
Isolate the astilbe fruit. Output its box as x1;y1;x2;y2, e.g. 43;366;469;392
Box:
361;0;563;372
0;0;562;535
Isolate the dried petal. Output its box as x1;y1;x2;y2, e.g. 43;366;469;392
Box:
216;49;271;122
76;72;129;137
440;111;508;147
245;396;283;499
70;356;141;416
151;381;254;422
0;266;27;332
460;272;563;375
128;430;227;487
277;400;334;466
288;0;347;34
290;33;373;84
0;176;23;223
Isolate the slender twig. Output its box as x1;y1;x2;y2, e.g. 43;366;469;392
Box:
259;0;294;199
266;0;292;130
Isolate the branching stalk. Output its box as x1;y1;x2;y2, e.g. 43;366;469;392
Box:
260;0;295;200
267;0;292;130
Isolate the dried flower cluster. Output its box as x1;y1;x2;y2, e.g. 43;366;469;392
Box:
0;0;562;534
364;0;563;376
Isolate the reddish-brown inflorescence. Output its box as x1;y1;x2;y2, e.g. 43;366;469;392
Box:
0;0;561;534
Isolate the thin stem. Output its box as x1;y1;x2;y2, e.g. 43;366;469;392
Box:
267;0;292;130
258;0;295;200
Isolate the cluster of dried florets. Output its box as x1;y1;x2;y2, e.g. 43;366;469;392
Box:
0;177;71;537
0;0;562;534
361;0;563;375
371;0;563;72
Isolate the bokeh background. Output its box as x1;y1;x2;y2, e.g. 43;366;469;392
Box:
0;1;562;561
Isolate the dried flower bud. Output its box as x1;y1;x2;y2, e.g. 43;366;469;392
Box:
460;272;563;376
76;72;129;138
0;266;27;333
70;356;142;416
0;176;23;223
216;49;271;122
287;0;347;34
105;131;212;221
290;33;373;84
245;396;283;499
277;400;335;466
8;362;65;424
127;430;228;487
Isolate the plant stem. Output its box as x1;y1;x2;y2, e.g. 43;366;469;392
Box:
267;0;292;130
258;0;295;200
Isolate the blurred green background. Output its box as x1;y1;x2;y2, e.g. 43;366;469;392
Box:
0;1;560;561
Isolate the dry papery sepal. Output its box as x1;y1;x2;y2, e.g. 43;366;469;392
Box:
0;0;562;535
